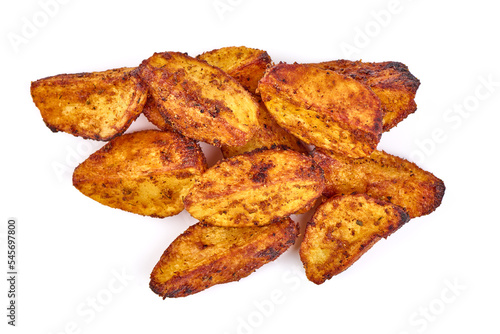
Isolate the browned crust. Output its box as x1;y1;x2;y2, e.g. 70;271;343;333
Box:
262;63;383;136
150;217;299;298
137;52;259;147
313;60;420;131
143;46;271;133
258;62;383;157
317;60;419;90
311;148;445;218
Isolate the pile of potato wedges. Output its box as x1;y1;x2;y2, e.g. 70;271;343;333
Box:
31;46;445;297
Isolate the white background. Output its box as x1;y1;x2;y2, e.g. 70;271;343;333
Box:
1;0;499;333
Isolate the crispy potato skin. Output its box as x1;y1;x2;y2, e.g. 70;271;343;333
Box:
31;67;147;140
258;63;383;158
311;148;445;218
197;46;272;94
300;194;409;284
143;46;276;139
314;60;420;131
73;130;207;218
137;52;259;146
184;148;325;226
150;217;299;298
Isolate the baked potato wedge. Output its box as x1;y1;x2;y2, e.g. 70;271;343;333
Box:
31;67;147;140
197;46;272;94
258;63;383;158
143;46;271;132
73;130;207;218
184;148;324;227
300;194;409;284
311;148;445;218
150;217;299;298
137;52;259;146
313;60;420;131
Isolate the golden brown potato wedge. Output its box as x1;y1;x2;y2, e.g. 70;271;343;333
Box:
197;46;272;94
221;101;308;158
311;148;445;218
73;130;207;218
137;52;259;146
300;194;409;284
258;63;383;158
184;148;324;227
150;217;299;298
31;67;147;140
313;60;420;131
143;46;271;132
